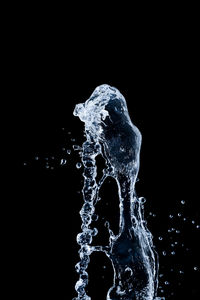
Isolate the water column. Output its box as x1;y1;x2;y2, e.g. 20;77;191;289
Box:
73;85;162;300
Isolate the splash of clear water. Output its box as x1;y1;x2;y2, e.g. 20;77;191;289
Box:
73;84;163;300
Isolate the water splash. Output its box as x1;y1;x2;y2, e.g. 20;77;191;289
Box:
73;84;163;300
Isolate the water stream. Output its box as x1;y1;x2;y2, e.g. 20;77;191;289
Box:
73;84;163;300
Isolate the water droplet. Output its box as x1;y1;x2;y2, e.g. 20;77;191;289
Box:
67;149;71;154
139;197;146;204
183;217;187;221
179;270;184;274
171;244;175;247
92;228;98;236
162;251;166;256
165;281;169;285
23;162;27;166
171;251;175;255
71;138;76;142
68;131;71;135
73;145;82;151
176;230;180;234
60;159;67;165
35;156;39;160
158;236;163;241
76;162;82;169
181;200;185;204
92;214;99;221
196;225;200;229
152;213;156;217
46;165;50;169
192;220;195;224
178;213;182;217
194;266;198;271
169;214;173;219
159;273;164;278
104;221;110;228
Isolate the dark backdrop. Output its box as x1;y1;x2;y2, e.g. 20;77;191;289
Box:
9;8;200;300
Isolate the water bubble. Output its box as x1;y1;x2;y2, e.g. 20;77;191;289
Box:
165;281;170;285
159;274;164;278
176;230;180;234
60;159;67;165
194;266;198;271
171;251;175;255
34;156;39;160
181;200;185;204
183;217;187;221
192;220;195;224
179;270;184;274
169;214;173;218
158;236;163;241
171;244;175;247
68;131;71;135
178;213;182;217
71;138;76;142
23;162;27;166
76;162;82;169
196;225;200;229
162;251;166;256
67;149;71;154
152;213;156;217
45;165;50;169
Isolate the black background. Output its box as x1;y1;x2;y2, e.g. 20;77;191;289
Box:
7;5;200;300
